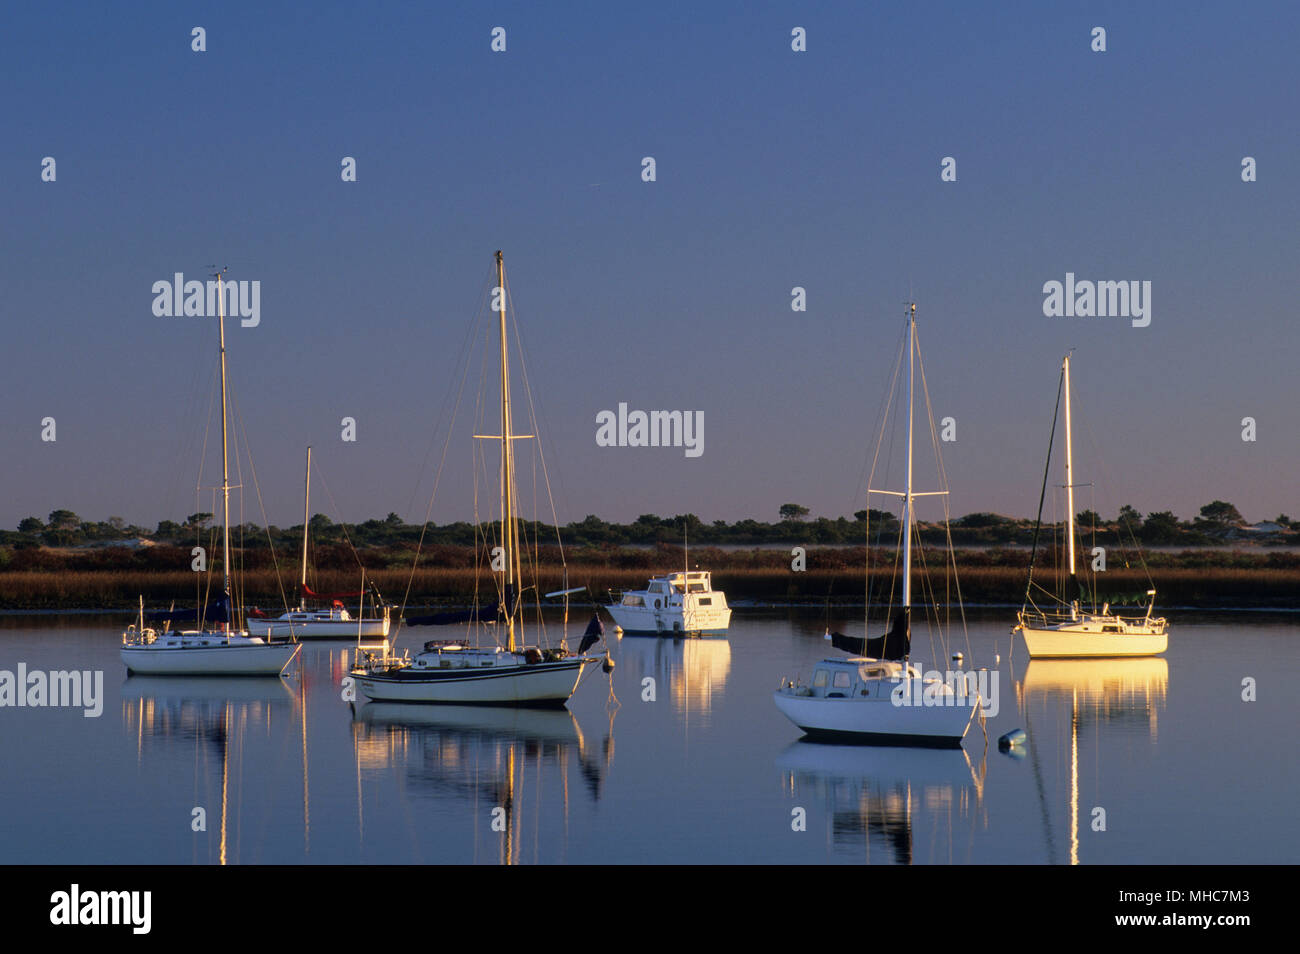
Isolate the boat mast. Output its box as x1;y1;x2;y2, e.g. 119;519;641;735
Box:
903;303;915;612
497;251;517;652
301;446;311;610
1062;353;1077;604
216;268;232;633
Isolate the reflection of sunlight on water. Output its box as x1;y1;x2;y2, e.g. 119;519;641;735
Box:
1020;658;1168;742
777;743;983;864
350;704;611;865
120;676;297;865
1016;658;1169;864
618;635;731;720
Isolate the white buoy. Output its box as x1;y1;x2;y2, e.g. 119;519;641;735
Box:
951;652;963;664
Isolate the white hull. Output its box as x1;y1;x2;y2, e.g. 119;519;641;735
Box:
354;657;591;705
605;603;731;636
1018;625;1167;658
121;641;300;676
774;680;977;747
247;617;390;639
356;703;581;743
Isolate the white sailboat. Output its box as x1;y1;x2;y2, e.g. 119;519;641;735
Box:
774;304;979;747
1013;354;1168;657
352;251;605;705
246;447;391;641
121;269;300;677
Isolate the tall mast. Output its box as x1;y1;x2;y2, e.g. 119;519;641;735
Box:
902;303;915;610
301;446;312;608
496;251;517;652
1063;353;1076;580
216;268;232;631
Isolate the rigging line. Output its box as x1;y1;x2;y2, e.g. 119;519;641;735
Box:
915;336;970;656
313;467;367;573
865;320;907;629
1077;410;1155;588
855;319;909;518
502;270;571;564
1024;367;1065;610
231;385;248;624
230;384;292;616
396;271;490;627
162;357;218;532
403;275;493;520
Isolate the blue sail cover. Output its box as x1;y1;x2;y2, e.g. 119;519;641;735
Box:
147;595;231;624
406;602;500;626
578;613;605;654
828;609;910;661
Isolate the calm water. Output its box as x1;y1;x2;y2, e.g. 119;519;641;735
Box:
1;609;1296;864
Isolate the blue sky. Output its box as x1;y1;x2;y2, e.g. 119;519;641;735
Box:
3;1;1297;530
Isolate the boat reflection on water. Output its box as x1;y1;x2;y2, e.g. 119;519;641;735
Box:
1019;658;1168;741
616;635;731;720
777;742;985;864
351;702;614;864
1016;657;1169;864
120;675;299;864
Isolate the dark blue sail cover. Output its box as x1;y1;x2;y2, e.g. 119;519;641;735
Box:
406;602;500;626
578;613;605;654
828;609;910;661
147;594;231;624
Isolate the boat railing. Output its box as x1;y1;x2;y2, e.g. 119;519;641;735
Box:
353;645;410;672
122;625;158;646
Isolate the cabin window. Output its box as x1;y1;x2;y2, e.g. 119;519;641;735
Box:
698;597;712;606
650;584;664;594
1103;626;1120;633
812;670;829;688
833;672;852;689
622;595;644;607
688;583;705;593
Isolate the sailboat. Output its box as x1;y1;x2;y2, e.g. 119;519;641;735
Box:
351;251;605;705
1013;354;1168;657
246;447;391;640
773;304;979;746
121;269;301;677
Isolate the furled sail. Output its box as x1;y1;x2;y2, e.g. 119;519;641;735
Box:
827;609;910;661
406;603;500;626
147;595;230;624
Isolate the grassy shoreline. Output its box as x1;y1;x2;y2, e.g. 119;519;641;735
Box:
1;544;1297;611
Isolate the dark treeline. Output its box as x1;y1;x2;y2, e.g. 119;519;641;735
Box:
4;500;1295;555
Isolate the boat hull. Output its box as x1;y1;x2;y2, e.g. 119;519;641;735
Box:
121;642;301;676
605;604;731;637
1019;626;1167;658
773;689;976;748
354;657;592;706
247;618;390;639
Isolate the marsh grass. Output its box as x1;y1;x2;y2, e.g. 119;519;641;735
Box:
2;545;1297;609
